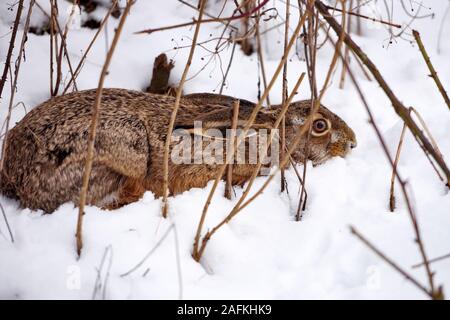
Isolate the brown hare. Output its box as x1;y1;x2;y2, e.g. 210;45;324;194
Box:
0;88;356;213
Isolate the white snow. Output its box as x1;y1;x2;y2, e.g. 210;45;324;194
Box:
0;0;449;299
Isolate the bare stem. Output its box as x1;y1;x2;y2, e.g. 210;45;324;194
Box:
389;122;407;212
76;0;135;257
350;226;435;299
280;0;290;193
412;30;450;110
162;0;207;218
225;100;240;199
0;0;35;172
0;0;24;101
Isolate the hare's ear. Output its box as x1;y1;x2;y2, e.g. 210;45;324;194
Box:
174;108;271;139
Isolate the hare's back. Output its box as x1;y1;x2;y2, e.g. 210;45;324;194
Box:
8;89;152;178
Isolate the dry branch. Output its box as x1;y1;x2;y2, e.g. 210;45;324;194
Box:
389;122;407;212
412;30;450;110
350;226;439;299
0;0;24;101
76;0;135;257
225;100;240;199
315;0;450;187
161;0;207;218
323;3;401;28
413;253;450;269
0;0;35;172
136;0;269;35
0;203;14;242
280;0;291;193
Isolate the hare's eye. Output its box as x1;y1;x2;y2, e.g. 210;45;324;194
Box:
312;119;329;135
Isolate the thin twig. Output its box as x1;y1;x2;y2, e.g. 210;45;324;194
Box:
162;0;207;218
225;100;240;199
412;30;450;110
62;1;118;94
350;226;435;299
0;0;24;101
255;3;271;106
136;0;269;34
0;0;35;172
0;203;14;243
76;0;135;257
389;122;407;212
280;0;290;193
413;253;450;269
323;3;402;28
219;40;237;94
339;0;353;89
121;225;174;277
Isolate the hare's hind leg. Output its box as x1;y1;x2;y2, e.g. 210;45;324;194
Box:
102;178;145;210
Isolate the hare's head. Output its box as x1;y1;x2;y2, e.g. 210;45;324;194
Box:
280;100;357;165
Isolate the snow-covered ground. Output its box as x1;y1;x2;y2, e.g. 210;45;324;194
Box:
0;0;449;299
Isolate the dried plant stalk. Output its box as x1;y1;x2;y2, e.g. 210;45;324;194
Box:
350;226;440;299
412;30;450;110
0;0;24;100
225;100;240;199
161;0;207;218
0;0;35;172
63;1;119;94
389;122;407;212
280;0;290;193
76;0;135;256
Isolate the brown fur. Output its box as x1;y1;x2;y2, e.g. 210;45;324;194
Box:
0;89;356;213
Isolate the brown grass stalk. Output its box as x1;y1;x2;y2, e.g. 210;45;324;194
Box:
0;0;35;172
225;100;240;199
76;0;135;257
412;30;450;110
339;0;353;89
161;0;207;218
280;0;290;193
390;105;445;211
0;0;24;101
296;0;319;221
255;5;271;106
413;253;450;269
389;121;407;212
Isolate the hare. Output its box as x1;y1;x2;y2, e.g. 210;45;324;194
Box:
0;88;356;213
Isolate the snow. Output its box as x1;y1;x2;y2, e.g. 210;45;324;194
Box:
0;0;449;299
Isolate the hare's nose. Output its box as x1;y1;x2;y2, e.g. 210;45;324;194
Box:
348;140;357;150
